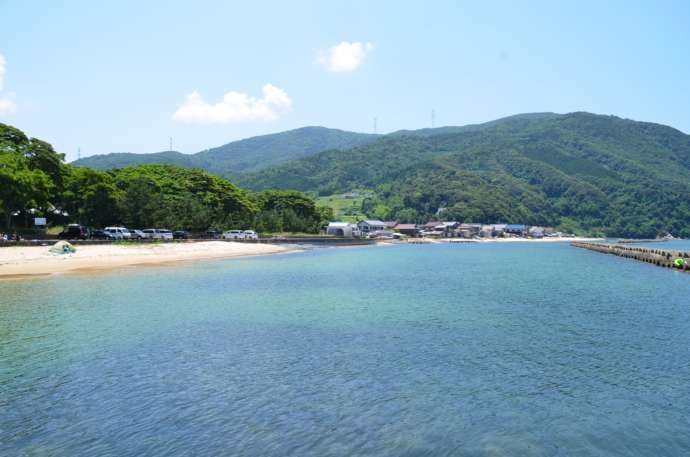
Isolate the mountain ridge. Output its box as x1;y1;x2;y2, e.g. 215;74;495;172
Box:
236;112;690;237
72;126;380;176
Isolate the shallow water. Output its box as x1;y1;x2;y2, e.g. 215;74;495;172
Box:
2;243;690;456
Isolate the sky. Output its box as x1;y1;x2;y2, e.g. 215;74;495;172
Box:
1;0;689;161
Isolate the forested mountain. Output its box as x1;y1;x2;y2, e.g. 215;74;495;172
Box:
72;127;379;176
238;112;690;237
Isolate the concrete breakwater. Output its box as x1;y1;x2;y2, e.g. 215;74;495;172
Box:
572;242;690;272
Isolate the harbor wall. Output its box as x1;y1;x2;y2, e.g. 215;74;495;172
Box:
571;242;690;272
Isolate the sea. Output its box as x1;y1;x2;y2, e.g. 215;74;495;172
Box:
2;242;690;456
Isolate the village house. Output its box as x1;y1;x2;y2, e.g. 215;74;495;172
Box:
505;224;528;236
357;219;387;234
326;222;361;238
458;223;482;238
529;226;545;238
480;225;495;238
394;223;419;237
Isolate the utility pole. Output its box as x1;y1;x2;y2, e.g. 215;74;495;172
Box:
373;117;378;134
431;109;436;128
169;137;173;151
77;147;81;160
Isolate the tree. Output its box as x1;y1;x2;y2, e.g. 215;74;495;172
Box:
0;153;53;229
60;166;122;227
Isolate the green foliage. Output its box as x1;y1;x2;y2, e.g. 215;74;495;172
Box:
0;123;61;228
252;190;326;233
60;166;121;227
0;123;326;234
239;112;690;238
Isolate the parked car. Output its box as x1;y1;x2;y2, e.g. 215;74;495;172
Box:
104;227;131;240
58;224;90;240
243;230;258;240
91;229;116;240
173;230;189;239
156;229;174;240
130;229;146;240
222;230;245;240
142;229;156;239
206;229;220;239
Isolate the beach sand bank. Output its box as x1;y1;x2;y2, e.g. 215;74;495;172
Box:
407;236;604;244
0;241;293;280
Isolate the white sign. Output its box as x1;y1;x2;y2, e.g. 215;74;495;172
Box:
34;217;47;226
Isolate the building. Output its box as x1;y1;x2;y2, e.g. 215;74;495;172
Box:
480;225;495;238
458;223;482;238
326;222;361;237
357;219;387;233
529;226;545;238
394;223;419;237
383;221;399;229
505;224;528;236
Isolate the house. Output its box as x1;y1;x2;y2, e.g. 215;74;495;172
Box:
492;224;507;235
357;219;387;233
437;221;460;237
505;224;528;236
458;223;482;238
423;221;441;231
529;226;545;238
326;222;361;238
383;221;399;229
394;223;419;237
480;225;495;238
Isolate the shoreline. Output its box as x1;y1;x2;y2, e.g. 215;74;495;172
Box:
403;236;604;244
0;237;608;281
0;241;297;281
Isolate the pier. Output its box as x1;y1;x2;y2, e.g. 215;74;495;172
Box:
572;242;690;272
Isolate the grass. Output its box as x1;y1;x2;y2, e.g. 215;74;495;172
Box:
315;191;372;222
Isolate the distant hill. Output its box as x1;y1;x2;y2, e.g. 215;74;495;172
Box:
72;126;379;177
237;112;690;238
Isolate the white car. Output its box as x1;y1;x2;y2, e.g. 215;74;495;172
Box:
243;230;258;240
156;229;173;240
130;229;146;240
142;229;173;240
222;230;245;240
104;227;131;240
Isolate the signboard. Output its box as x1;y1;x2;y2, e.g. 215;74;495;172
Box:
34;217;47;226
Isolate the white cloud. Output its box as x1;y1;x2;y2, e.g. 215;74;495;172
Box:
172;84;292;124
0;96;17;116
0;53;6;90
0;53;16;116
318;41;373;72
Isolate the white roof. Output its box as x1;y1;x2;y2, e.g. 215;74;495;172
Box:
328;222;355;227
360;219;386;225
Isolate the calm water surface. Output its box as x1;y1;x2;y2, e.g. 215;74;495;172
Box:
2;243;690;456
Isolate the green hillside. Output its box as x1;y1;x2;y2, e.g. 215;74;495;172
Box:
72;126;379;177
238;112;690;238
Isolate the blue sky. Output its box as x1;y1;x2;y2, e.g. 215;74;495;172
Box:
1;0;689;161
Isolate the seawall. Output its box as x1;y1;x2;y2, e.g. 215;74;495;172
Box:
572;242;690;273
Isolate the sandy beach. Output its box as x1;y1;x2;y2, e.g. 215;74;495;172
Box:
408;236;603;244
0;241;293;279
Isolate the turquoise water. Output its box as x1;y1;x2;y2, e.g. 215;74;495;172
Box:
2;243;690;456
622;240;690;251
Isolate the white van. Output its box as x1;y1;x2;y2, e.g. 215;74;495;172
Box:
104;227;131;240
